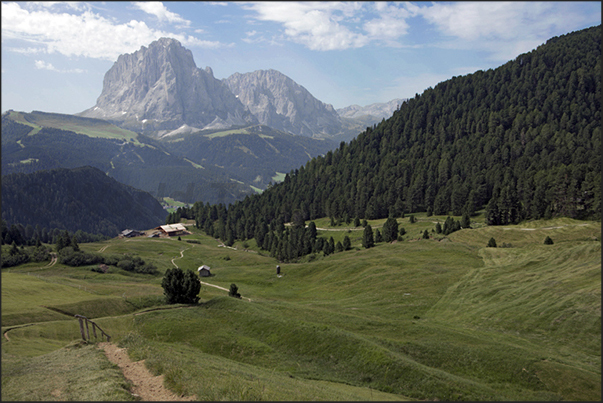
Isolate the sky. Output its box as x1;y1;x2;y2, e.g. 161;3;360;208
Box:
1;1;600;115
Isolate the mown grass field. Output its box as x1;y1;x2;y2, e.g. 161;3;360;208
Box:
2;216;600;401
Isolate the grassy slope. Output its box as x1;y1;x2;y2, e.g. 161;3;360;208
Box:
8;110;141;143
1;217;600;401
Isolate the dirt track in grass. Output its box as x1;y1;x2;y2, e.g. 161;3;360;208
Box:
98;342;196;401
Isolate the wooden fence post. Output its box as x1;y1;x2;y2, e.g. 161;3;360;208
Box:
78;317;85;340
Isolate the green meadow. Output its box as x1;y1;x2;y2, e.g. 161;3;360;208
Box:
2;215;600;401
8;110;141;143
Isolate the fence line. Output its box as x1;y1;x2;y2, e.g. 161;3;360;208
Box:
74;314;111;342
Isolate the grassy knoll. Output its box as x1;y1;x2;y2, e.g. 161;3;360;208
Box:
1;217;600;400
2;341;134;401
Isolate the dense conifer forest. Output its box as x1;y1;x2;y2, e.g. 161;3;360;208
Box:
1;166;167;239
191;25;600;261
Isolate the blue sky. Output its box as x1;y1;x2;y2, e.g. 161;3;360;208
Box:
1;1;600;114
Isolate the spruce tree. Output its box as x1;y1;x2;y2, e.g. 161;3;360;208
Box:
362;225;374;248
343;235;351;251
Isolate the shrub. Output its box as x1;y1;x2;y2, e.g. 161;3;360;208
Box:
544;236;554;245
229;283;242;299
487;237;497;247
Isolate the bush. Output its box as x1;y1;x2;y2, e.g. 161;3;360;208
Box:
487;237;497;247
229;283;241;299
544;236;554;245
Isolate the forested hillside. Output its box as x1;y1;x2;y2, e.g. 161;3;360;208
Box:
193;25;600;251
1;117;253;205
1;166;167;237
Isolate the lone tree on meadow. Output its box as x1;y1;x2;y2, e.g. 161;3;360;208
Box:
162;267;200;304
487;237;497;248
544;236;554;245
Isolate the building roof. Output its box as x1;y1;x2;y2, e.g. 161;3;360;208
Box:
198;265;211;271
158;224;187;233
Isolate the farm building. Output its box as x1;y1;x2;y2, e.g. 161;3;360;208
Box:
155;223;189;237
198;265;211;277
120;229;144;238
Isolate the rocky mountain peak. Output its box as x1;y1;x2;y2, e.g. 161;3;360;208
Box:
78;38;256;135
223;69;342;138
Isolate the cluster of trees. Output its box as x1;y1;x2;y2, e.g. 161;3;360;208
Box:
161;268;200;304
0;241;50;268
1;220;108;246
53;230;158;274
181;25;599;262
434;216;467;236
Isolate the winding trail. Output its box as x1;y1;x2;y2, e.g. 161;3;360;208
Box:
98;342;196;401
171;248;189;268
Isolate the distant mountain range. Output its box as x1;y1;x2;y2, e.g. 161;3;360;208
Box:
78;37;401;140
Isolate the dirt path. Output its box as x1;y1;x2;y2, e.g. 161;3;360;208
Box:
98;342;196;401
199;281;252;302
171;248;189;268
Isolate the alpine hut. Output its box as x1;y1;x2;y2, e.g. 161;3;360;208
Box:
198;265;211;277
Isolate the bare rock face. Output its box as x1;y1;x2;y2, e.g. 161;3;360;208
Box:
79;38;256;134
224;69;342;138
337;98;406;120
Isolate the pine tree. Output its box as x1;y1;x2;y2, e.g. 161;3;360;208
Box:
362;225;374;248
343;235;351;251
382;217;399;242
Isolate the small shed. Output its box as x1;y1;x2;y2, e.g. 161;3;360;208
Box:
198;265;211;277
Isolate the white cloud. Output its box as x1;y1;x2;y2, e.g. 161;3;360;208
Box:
416;1;599;61
1;2;226;61
132;2;190;27
35;60;85;73
242;2;371;51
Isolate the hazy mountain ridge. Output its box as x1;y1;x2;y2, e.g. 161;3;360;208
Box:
336;98;406;119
